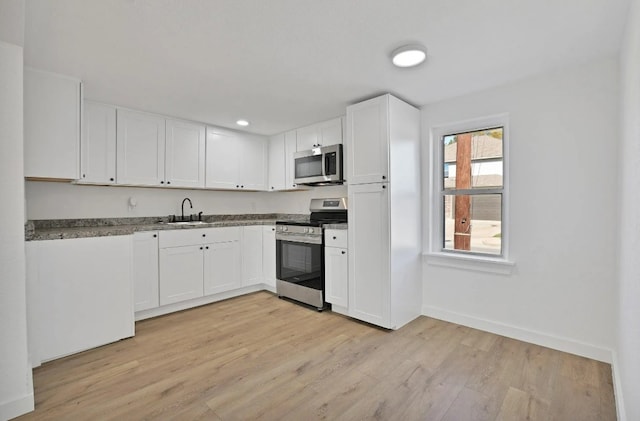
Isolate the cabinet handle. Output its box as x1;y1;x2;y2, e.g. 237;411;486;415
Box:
82;174;86;178
271;186;274;190
272;228;275;231
341;251;346;255
160;181;164;184
333;236;337;240
382;185;386;189
382;175;386;180
167;181;171;185
109;177;114;182
241;185;244;188
153;234;157;238
236;185;240;188
202;234;206;237
206;246;209;249
200;246;203;250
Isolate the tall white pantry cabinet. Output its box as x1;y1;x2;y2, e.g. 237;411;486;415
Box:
346;94;422;330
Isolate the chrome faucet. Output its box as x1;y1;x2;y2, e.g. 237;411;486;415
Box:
181;198;193;221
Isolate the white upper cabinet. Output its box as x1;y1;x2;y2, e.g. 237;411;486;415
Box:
165;118;206;188
80;101;116;184
296;117;343;151
117;111;205;188
295;124;319;151
346;96;390;185
267;134;286;191
116;109;166;186
24;68;81;179
205;129;242;189
205;128;267;190
241;135;268;190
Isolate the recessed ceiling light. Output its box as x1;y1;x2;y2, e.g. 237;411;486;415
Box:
391;45;427;68
236;119;249;127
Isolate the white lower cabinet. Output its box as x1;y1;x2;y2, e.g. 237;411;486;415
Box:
26;236;134;365
204;240;241;295
262;225;276;289
159;245;205;306
133;231;159;312
158;227;242;305
242;225;263;287
348;183;391;328
324;229;348;311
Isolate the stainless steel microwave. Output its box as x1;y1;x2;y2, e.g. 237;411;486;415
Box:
294;144;344;185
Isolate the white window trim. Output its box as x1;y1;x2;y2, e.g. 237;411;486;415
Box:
425;113;514;274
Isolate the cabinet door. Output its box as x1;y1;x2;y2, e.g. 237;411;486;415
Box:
325;246;348;307
26;236;133;363
81;101;116;184
133;231;159;312
240;136;267;191
159;245;204;305
317;117;343;146
346;95;389;185
241;226;263;286
348;182;391;328
284;130;302;190
205;128;240;189
116;109;166;186
165;118;206;188
296;124;319;151
204;241;241;295
262;225;276;289
267;134;286;191
24;68;80;179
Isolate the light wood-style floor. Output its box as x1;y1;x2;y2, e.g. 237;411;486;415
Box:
17;292;616;420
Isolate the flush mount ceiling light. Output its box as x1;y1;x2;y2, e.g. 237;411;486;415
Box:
391;44;427;68
236;119;250;127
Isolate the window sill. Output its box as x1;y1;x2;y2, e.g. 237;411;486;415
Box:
423;252;515;275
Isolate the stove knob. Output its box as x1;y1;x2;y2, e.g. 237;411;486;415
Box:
308;227;314;234
282;226;288;232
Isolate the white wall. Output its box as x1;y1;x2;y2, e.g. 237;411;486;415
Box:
421;57;619;362
0;1;35;418
25;181;347;219
616;0;640;418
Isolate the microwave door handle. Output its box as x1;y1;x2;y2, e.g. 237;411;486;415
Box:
322;153;327;177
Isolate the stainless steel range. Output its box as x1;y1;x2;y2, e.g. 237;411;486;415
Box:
275;198;347;310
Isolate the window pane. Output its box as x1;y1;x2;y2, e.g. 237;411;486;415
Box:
443;128;503;189
443;194;502;255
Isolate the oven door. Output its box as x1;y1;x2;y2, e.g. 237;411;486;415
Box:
276;238;324;290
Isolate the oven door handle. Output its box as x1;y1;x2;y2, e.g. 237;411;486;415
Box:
276;236;323;245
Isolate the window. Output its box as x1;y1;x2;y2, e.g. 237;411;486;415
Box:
431;115;509;262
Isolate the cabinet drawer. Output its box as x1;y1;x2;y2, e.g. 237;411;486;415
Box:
204;226;241;243
325;229;347;248
159;228;209;248
159;226;241;248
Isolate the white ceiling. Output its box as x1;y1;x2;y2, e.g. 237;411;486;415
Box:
24;0;629;135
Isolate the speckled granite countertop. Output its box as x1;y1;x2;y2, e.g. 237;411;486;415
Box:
26;214;310;241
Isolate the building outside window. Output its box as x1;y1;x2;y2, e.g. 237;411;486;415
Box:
432;115;508;260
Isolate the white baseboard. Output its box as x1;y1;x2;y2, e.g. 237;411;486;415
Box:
135;284;271;321
0;392;34;421
422;305;613;363
611;351;627;421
